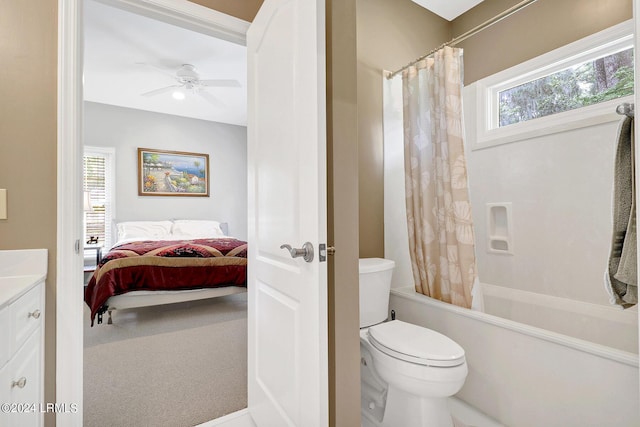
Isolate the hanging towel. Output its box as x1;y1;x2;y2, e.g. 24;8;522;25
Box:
605;116;637;308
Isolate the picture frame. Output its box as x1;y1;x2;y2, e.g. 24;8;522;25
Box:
138;148;210;197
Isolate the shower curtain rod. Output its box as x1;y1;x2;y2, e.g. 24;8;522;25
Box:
386;0;539;80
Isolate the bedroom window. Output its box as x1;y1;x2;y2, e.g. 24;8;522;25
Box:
474;20;634;149
84;147;115;248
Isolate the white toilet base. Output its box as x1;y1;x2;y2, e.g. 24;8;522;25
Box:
361;360;456;427
382;385;453;427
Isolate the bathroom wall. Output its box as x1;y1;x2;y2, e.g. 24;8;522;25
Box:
454;0;632;85
381;2;636;295
84;102;248;240
383;36;638;349
0;2;58;423
327;0;362;423
462;87;624;307
359;0;633;258
464;85;638;320
356;0;450;258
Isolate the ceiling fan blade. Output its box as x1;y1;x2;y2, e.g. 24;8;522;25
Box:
198;91;225;108
141;85;182;97
199;79;241;88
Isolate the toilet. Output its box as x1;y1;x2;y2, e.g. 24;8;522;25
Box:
359;258;468;427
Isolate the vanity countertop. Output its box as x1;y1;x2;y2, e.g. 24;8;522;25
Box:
0;274;46;308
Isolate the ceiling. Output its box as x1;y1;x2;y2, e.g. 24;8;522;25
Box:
83;0;483;126
411;0;485;21
83;0;247;126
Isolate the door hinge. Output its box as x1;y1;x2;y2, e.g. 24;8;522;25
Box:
75;239;80;254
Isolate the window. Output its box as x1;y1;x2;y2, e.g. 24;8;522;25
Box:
474;20;634;149
84;147;115;248
499;48;633;127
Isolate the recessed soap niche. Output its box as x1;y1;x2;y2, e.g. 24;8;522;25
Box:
486;202;513;255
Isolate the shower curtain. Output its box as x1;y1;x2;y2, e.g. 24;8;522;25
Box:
402;46;477;309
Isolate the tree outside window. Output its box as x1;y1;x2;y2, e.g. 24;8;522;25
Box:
499;48;634;127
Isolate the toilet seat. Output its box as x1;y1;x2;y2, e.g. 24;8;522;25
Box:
367;320;465;367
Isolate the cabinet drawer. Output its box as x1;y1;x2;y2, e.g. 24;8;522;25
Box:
10;284;43;354
4;329;42;427
0;306;8;368
0;359;9;427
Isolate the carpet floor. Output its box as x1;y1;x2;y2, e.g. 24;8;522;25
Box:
83;293;248;427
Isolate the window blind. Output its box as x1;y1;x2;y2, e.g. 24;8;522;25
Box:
83;148;114;248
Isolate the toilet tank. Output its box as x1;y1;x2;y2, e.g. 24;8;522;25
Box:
359;258;395;328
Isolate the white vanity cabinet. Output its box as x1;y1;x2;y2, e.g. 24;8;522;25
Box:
0;249;47;427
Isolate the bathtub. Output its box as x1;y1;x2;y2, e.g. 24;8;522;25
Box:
481;282;638;353
389;286;639;427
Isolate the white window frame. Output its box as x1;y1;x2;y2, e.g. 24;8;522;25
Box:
474;20;634;150
83;146;116;249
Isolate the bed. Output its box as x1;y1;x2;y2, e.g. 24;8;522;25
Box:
84;220;247;325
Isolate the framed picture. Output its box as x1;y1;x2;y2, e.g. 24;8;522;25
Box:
138;148;210;197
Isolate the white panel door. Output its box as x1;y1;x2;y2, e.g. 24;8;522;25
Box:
246;0;328;426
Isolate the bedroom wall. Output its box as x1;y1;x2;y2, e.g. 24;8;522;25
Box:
84;101;248;241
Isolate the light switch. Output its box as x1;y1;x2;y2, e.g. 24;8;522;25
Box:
0;189;6;219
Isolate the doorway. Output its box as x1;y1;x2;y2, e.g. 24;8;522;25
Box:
57;0;250;424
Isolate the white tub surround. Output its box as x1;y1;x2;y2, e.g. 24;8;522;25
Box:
481;282;638;353
390;287;639;427
0;249;48;427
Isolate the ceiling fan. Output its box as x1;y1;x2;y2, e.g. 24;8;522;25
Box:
139;63;241;106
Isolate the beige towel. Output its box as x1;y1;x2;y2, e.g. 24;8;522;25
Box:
606;116;637;308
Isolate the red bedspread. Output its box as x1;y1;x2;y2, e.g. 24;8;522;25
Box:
85;238;248;325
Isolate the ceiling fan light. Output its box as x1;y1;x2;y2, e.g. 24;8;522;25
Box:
172;90;186;100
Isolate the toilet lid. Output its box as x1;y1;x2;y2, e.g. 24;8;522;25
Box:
368;320;465;367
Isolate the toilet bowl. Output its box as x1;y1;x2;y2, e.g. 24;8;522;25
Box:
360;321;467;427
359;258;468;427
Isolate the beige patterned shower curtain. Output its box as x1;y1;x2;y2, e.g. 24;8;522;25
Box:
402;46;477;308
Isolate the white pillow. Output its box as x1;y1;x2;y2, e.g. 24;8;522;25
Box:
171;220;225;239
116;221;173;241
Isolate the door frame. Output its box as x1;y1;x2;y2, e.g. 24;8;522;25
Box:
56;1;248;425
635;0;640;400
